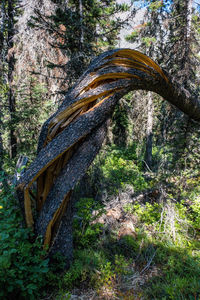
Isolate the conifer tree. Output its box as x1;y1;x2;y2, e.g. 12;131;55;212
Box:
0;0;22;159
7;0;17;158
32;0;130;86
125;0;168;168
163;0;200;169
125;0;200;170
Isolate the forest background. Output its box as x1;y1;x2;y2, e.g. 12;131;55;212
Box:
0;0;200;299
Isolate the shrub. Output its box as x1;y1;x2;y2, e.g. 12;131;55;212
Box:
146;244;200;300
96;144;148;195
73;197;105;249
0;174;49;299
62;249;108;289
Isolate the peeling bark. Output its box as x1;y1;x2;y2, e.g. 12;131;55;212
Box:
46;123;107;261
16;49;200;265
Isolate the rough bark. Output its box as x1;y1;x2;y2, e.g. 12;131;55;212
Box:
16;49;200;265
47;123;107;265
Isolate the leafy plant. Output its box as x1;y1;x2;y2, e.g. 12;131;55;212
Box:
0;174;49;299
73;197;105;248
124;202;161;226
95;144;148;195
62;249;108;289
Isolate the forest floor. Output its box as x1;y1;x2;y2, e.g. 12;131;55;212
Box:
51;145;200;300
1;144;200;300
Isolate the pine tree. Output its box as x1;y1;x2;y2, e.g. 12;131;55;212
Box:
31;0;130;86
0;0;22;159
7;0;18;158
126;0;200;171
0;0;63;160
125;0;168;168
163;0;200;169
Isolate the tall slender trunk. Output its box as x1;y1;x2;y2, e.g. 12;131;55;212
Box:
7;0;17;158
0;0;5;52
0;0;5;171
186;0;193;41
145;91;153;169
79;0;84;50
183;0;193;88
0;129;4;172
176;0;193;165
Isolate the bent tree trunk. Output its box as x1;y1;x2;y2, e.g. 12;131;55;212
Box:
16;49;200;266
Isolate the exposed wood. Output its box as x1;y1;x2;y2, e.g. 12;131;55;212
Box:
16;49;200;262
36;123;107;256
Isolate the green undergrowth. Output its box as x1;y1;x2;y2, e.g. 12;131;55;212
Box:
56;190;200;299
56;145;200;299
1;143;200;300
123;198;200;299
0;175;49;299
90;143;148;195
0;173;64;300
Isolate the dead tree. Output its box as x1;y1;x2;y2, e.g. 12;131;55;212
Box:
16;49;200;266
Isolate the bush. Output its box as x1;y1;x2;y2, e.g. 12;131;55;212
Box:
73;197;105;249
62;249;107;289
146;244;200;300
96;144;148;195
0;174;49;299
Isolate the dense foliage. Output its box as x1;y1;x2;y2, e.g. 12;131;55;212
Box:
0;0;200;299
53;144;200;299
0;173;49;299
30;0;129;86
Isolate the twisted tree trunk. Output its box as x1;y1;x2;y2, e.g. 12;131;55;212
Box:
16;49;200;266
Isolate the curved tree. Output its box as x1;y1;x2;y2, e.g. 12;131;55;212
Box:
16;49;200;266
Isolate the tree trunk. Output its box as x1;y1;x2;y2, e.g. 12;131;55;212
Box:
0;0;5;172
145;91;153;169
7;0;17;158
16;49;200;266
113;99;128;147
169;0;194;166
183;0;193;88
79;0;84;49
0;132;3;172
0;0;5;52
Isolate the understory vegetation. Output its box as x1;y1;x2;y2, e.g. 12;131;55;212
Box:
1;142;200;299
53;144;200;300
1;0;200;299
